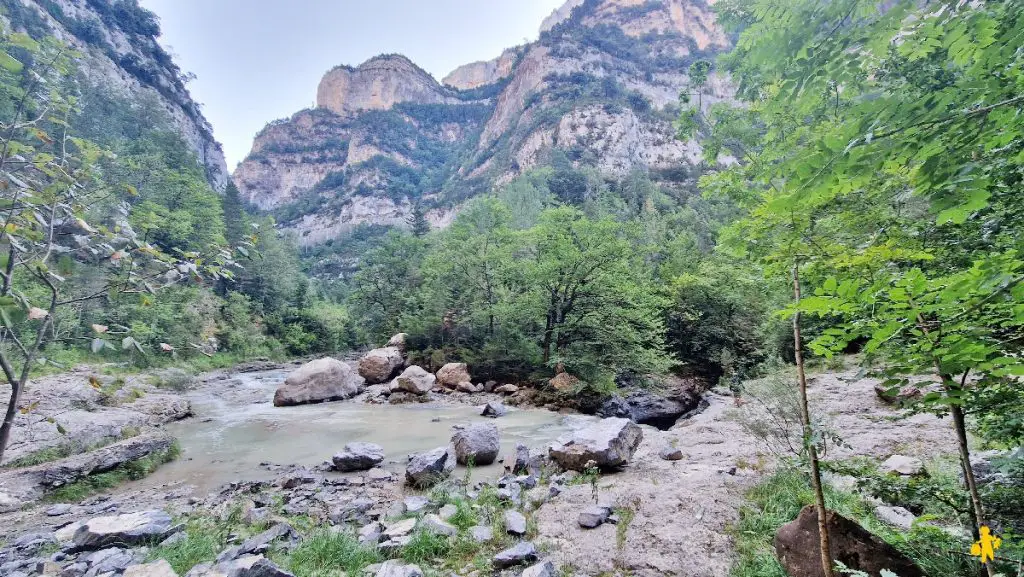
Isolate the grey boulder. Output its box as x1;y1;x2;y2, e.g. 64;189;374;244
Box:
72;510;176;550
436;363;471;388
358;347;405;384
451;423;500;466
504;510;527;535
391;366;436;395
273;358;365;407
493;542;538;569
405;446;456;487
332;442;385;472
481;401;507;418
548;417;643;471
578;505;612;528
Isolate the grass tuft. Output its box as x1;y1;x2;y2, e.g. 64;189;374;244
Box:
282;529;381;577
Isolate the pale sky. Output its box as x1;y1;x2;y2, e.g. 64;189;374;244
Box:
138;0;566;170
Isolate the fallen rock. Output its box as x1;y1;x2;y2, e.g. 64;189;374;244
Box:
406;446;455;487
436;363;471;388
216;522;296;563
438;504;458;520
469;525;493;544
451;423;500;465
359;522;383;545
493;542;538;569
481;401;507;418
386;333;408;353
72;510;175;550
549;417;643;471
45;504;72;516
375;561;423;577
549;372;581;392
383;518;418;540
511;444;531;474
659;447;684;461
484;380;498;392
495;384;519;395
332;442;385;472
880;455;925;476
504;509;528;535
391;366;436;395
874;382;923;405
874;505;916;530
402;495;430;514
421;514;457;536
358;347;405;384
456;381;480;393
123;559;179;577
597;388;699;430
578;505;611;528
273;358;365;406
775;505;924;577
521;560;556;577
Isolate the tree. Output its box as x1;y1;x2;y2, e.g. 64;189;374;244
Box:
0;33;237;463
349;231;425;342
406;202;431;237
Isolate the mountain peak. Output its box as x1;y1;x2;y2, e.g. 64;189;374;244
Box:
316;54;453;117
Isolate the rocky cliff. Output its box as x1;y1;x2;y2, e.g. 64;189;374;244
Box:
235;0;733;245
2;0;229;191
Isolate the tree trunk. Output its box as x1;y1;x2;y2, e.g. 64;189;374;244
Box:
792;265;835;577
0;379;21;464
951;399;996;577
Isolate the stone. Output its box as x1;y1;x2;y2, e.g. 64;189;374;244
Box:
775;505;924;577
874;505;916;531
438;504;458;520
273;358;365;406
484;380;498;393
277;469;315;489
374;561;423;577
436;363;471;388
386;333;408;353
521;561;556;577
469;525;493;544
451;423;500;466
504;510;527;535
874;383;923;405
46;504;73;516
72;511;175;550
216;523;297;563
456;381;479;393
549;372;580;392
493;542;538;569
84;547;136;573
577;505;611;528
548;417;643;471
481;401;507;418
880;455;925;476
358;522;383;545
659;447;684;461
405;446;455;487
391;366;436;395
511;444;530;474
383;518;418;540
494;384;519;395
596;387;700;430
403;495;430;514
421;514;457;536
122;559;179;577
358;347;405;384
368;468;393;482
332;443;385;472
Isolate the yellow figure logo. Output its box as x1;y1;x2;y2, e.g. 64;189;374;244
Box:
970;526;1001;564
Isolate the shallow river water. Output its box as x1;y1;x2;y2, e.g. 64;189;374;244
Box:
141;368;597;492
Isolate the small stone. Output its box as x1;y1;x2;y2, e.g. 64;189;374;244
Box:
874;505;916;530
578;505;611;528
481;401;507;418
521;560;556;577
374;560;423;577
359;522;383;545
504;510;527;536
332;443;385;472
495;384;519;395
383;518;417;540
122;559;178;577
421;514;457;537
880;455;925;476
72;510;175;550
438;504;458;521
403;496;429;514
469;525;493;544
516;475;537;489
659;447;683;461
493;542;538;569
368;468;393;482
484;380;497;392
45;504;73;517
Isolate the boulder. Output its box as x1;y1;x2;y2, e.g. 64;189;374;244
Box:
597;388;700;430
493;542;538;569
358;347;405;384
548;417;643;471
484;380;498;392
438;504;458;520
421;514;457;536
880;455;925;476
216;522;296;563
405;446;456;487
469;525;493;544
402;495;430;513
775;505;924;577
521;561;556;577
383;518;418;540
504;509;527;535
511;444;531;474
72;510;176;550
391;366;436;395
874;382;923;405
386;333;408;353
874;505;916;530
482;401;507;418
332;442;385;472
549;372;580;392
456;381;480;393
659;447;684;461
273;358;365;406
436;363;472;388
495;384;519;395
451;423;500;465
578;505;611;528
359;522;383;545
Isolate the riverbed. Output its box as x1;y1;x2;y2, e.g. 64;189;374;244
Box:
143;367;597;492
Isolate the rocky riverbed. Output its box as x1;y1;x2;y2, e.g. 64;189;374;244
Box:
0;358;963;577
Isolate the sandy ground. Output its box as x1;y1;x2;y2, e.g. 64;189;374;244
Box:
532;369;958;577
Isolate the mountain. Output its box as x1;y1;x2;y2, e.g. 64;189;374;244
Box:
235;0;733;246
1;0;229;191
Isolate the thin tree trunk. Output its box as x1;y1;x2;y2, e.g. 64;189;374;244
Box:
0;379;21;464
792;264;835;577
951;399;996;577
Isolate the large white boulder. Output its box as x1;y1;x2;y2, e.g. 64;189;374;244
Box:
273;358;365;406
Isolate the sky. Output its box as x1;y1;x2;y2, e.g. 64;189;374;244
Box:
138;0;566;170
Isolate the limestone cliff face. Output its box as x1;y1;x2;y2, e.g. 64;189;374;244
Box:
317;55;459;117
4;0;229;190
235;0;734;246
442;47;522;90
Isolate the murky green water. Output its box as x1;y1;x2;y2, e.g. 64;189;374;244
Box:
144;368;594;492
